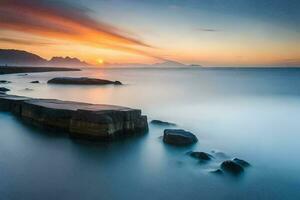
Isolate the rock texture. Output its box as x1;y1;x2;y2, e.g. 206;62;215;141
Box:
163;129;198;145
220;160;244;175
48;77;122;85
0;94;148;140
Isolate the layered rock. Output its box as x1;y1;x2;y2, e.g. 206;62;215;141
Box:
48;77;122;85
0;94;148;139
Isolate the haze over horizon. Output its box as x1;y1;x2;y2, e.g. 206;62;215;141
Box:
0;0;299;67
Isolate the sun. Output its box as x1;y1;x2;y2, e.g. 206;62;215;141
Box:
97;58;104;64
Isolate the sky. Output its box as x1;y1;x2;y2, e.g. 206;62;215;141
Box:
0;0;299;67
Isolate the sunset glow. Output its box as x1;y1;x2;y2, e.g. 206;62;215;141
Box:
0;0;299;67
97;59;104;65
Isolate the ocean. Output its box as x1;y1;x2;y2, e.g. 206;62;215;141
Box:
1;67;300;200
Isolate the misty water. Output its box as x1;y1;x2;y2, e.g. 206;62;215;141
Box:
1;68;300;200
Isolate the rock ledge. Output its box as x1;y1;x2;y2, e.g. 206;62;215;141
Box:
0;94;148;139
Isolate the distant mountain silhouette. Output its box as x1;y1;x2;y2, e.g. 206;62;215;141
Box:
0;49;46;66
49;56;89;67
0;49;89;67
152;60;202;68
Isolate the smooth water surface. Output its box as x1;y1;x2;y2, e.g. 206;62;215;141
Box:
1;68;300;200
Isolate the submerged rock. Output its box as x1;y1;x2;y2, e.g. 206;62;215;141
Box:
233;158;250;167
190;152;213;160
163;129;198;145
0;80;11;84
151;120;176;126
211;151;230;158
210;169;223;175
30;81;40;84
0;87;10;92
23;88;33;91
221;160;244;175
47;77;122;85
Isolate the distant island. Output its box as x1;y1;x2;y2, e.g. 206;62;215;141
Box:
104;60;202;68
151;60;202;68
0;49;203;69
0;49;89;67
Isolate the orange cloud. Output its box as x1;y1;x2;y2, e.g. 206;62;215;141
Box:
0;0;160;60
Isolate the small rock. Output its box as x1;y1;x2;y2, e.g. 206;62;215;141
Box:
47;77;122;85
233;158;250;167
0;80;11;84
0;87;10;92
210;169;223;174
221;160;244;175
115;81;122;85
151;120;176;126
22;88;33;91
30;81;40;83
163;129;198;145
190;152;213;160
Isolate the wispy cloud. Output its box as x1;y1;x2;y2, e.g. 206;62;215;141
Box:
0;0;157;57
0;37;52;46
197;28;219;32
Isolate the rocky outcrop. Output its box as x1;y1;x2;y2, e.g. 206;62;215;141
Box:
190;152;214;161
0;94;148;140
48;77;122;85
163;129;198;145
220;160;244;175
151;120;176;126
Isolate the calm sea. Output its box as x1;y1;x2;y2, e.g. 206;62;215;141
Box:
1;67;300;200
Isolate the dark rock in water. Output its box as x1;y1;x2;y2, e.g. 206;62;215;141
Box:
0;94;148;140
190;152;213;160
221;160;244;175
0;80;11;84
151;120;176;126
233;158;250;167
0;87;10;92
30;81;40;83
26;88;33;91
210;169;223;175
163;129;198;145
47;77;122;85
